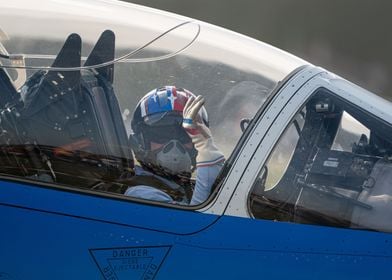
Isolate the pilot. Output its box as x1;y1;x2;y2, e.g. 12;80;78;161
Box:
125;86;225;205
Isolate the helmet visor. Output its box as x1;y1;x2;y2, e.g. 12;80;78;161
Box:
142;123;192;145
143;111;183;126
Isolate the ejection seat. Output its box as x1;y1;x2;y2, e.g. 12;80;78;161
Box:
0;30;132;191
250;94;352;226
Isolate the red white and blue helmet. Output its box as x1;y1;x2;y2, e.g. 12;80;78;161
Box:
130;86;208;174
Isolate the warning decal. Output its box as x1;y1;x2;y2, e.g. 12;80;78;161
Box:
90;246;171;280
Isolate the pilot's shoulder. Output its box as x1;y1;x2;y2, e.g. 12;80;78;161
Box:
124;185;173;203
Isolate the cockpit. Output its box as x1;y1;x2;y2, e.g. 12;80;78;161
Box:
0;0;306;203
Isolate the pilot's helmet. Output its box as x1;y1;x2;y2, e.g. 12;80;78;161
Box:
130;86;208;176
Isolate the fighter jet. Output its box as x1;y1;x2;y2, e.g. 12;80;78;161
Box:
0;0;391;279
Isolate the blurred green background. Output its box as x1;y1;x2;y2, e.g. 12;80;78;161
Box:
123;0;392;100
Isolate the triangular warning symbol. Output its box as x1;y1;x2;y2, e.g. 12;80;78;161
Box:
90;246;171;280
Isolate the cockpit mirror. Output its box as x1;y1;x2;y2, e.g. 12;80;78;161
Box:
240;118;251;132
